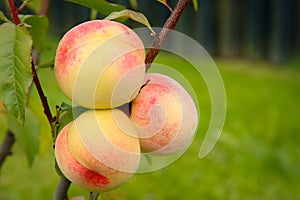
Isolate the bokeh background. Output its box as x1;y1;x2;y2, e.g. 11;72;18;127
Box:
0;0;299;199
45;0;300;64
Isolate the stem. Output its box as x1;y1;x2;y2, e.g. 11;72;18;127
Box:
165;3;173;12
53;176;71;200
0;130;15;169
145;0;191;70
8;0;20;24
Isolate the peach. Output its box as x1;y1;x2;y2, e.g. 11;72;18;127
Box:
130;73;198;156
55;109;140;192
54;20;145;109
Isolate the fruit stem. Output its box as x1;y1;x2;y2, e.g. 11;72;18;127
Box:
145;0;191;70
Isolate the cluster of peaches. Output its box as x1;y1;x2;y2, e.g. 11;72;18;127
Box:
54;20;198;193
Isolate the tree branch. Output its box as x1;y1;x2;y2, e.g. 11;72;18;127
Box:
0;130;15;169
145;0;191;70
53;176;71;200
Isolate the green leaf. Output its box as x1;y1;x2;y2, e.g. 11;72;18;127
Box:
7;108;40;166
0;11;11;23
65;0;125;16
105;9;156;35
192;0;198;11
19;15;49;52
0;23;33;124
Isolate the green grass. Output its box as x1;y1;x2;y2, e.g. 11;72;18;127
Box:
0;41;300;199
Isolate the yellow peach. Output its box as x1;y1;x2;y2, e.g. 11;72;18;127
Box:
55;109;140;192
54;20;145;109
130;73;198;156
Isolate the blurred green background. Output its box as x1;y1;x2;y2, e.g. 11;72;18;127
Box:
0;0;300;199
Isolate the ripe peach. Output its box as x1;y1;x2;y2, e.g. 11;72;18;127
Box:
130;73;198;156
55;109;140;192
54;20;145;109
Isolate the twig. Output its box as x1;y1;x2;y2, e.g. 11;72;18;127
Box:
0;130;15;169
17;1;28;12
53;176;71;200
31;61;53;125
145;0;191;70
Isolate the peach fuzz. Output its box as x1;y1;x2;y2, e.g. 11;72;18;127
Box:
130;73;198;156
54;20;145;109
55;109;141;192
